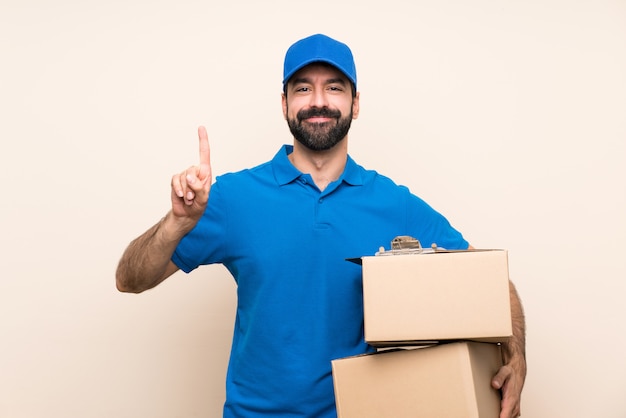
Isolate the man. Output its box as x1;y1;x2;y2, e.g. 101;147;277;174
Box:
116;34;526;418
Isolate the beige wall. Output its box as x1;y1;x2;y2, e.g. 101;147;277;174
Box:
1;0;625;416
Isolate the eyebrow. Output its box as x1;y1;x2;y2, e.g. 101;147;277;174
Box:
291;77;348;86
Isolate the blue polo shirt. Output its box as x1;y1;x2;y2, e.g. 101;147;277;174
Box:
172;145;468;418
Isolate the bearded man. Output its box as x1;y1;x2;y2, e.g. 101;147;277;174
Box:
116;34;526;418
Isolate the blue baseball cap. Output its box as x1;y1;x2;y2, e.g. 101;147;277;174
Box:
283;34;357;90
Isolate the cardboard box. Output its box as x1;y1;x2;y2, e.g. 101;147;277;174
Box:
332;341;503;418
361;250;512;345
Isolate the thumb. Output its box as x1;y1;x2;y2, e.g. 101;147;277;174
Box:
492;365;511;390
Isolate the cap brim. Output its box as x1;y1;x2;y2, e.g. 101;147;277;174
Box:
283;58;356;87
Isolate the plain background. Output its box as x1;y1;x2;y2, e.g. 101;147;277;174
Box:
1;0;625;416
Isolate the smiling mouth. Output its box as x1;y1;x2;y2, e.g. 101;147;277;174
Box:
304;116;334;123
297;107;342;124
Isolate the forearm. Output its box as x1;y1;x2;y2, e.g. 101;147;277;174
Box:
503;280;527;379
116;212;191;293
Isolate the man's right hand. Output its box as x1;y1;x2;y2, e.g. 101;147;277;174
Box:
115;126;213;293
170;126;212;226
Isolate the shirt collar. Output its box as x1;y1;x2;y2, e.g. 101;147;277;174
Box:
272;145;302;185
272;145;363;187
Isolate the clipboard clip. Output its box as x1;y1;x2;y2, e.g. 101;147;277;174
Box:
375;236;442;256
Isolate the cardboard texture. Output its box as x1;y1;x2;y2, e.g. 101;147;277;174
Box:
361;250;512;345
332;341;503;418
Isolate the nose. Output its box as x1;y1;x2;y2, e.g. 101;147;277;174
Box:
309;88;329;108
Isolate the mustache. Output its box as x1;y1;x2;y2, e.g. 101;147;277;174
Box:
297;107;342;121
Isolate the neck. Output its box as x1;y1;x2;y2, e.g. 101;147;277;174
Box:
289;139;348;191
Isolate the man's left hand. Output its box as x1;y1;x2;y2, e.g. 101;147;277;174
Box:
492;359;525;418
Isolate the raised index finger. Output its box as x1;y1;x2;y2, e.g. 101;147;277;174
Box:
197;125;211;180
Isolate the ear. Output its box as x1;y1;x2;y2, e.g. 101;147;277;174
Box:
352;92;360;119
281;93;288;120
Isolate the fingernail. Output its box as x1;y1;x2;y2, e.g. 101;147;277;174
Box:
186;191;194;200
186;174;195;184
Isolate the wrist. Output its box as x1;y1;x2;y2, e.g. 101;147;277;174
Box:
502;346;527;380
161;211;197;240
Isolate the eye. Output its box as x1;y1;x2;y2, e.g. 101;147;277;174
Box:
327;85;344;93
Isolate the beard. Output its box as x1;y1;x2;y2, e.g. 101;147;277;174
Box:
287;106;353;151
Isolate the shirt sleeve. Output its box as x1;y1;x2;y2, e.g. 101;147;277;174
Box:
405;190;469;250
